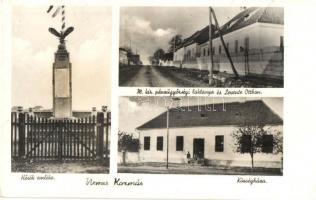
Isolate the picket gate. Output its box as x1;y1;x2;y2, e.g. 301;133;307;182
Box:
11;112;110;161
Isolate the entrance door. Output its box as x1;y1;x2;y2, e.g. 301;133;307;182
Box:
193;138;205;159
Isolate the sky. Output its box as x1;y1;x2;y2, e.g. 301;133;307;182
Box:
12;6;112;111
119;97;283;134
120;7;242;65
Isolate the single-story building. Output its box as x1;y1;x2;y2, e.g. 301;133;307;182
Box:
173;7;284;79
136;100;283;168
119;47;142;66
119;47;128;65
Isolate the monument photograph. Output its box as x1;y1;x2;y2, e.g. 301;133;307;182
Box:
11;6;112;173
118;97;283;175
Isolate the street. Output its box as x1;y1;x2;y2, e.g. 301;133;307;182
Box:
121;65;210;87
124;65;179;87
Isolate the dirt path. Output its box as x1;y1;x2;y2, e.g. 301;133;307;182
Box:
125;66;179;87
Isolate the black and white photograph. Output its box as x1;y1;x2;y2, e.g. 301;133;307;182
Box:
118;97;283;175
11;6;112;173
119;7;284;87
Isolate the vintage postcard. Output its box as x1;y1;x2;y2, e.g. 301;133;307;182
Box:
0;0;315;200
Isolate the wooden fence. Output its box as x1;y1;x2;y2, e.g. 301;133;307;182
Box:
11;112;110;161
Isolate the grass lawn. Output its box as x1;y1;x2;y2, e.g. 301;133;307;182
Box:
12;159;109;174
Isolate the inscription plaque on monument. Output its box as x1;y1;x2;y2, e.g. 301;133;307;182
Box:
55;68;70;98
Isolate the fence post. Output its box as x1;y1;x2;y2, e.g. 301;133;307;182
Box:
18;112;26;158
105;112;110;159
97;112;104;159
58;120;63;160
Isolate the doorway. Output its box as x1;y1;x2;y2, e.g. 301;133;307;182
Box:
193;138;205;159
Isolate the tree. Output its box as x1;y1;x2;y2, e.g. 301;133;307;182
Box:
118;130;140;165
231;124;283;168
168;34;182;52
153;48;165;60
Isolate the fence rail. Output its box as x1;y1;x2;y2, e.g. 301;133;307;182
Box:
11;112;111;161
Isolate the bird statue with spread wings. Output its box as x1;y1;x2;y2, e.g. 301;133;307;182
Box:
47;5;74;44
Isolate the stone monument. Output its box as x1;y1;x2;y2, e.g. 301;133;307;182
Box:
48;6;74;118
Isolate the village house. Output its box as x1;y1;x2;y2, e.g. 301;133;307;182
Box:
173;7;284;79
119;47;142;66
119;47;128;65
136;100;283;168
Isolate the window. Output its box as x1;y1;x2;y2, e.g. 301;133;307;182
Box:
212;47;215;55
176;136;184;151
241;135;251;153
215;135;224;152
262;135;273;153
244;37;249;51
219;45;222;54
203;49;206;56
156;136;163;151
144;136;150;150
235;40;238;53
208;48;210;56
200;113;207;118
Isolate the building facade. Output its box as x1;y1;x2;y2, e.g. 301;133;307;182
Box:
173;7;284;79
136;100;283;168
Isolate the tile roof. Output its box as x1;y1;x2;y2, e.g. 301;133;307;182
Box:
137;100;283;130
177;7;284;49
218;7;284;36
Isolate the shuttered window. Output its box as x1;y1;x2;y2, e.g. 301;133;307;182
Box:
262;135;273;153
176;136;184;151
156;136;163;151
235;40;238;53
215;135;224;152
144;136;150;150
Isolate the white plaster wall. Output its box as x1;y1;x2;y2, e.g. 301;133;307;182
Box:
184;43;197;60
174;47;184;62
195;23;283;77
118;152;140;164
139;125;283;168
119;50;128;65
210;23;283;53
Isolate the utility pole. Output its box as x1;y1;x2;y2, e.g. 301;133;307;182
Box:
208;7;214;85
210;7;239;78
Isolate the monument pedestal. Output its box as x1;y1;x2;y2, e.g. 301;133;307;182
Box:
52;43;72;118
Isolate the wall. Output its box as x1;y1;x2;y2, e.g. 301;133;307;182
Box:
174;47;184;63
173;23;284;79
138;125;283;168
118;152;140;164
119;50;128;65
160;60;174;67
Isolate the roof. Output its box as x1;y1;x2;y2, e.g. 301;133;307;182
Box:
137;100;283;130
119;47;128;52
218;7;284;36
176;7;283;50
